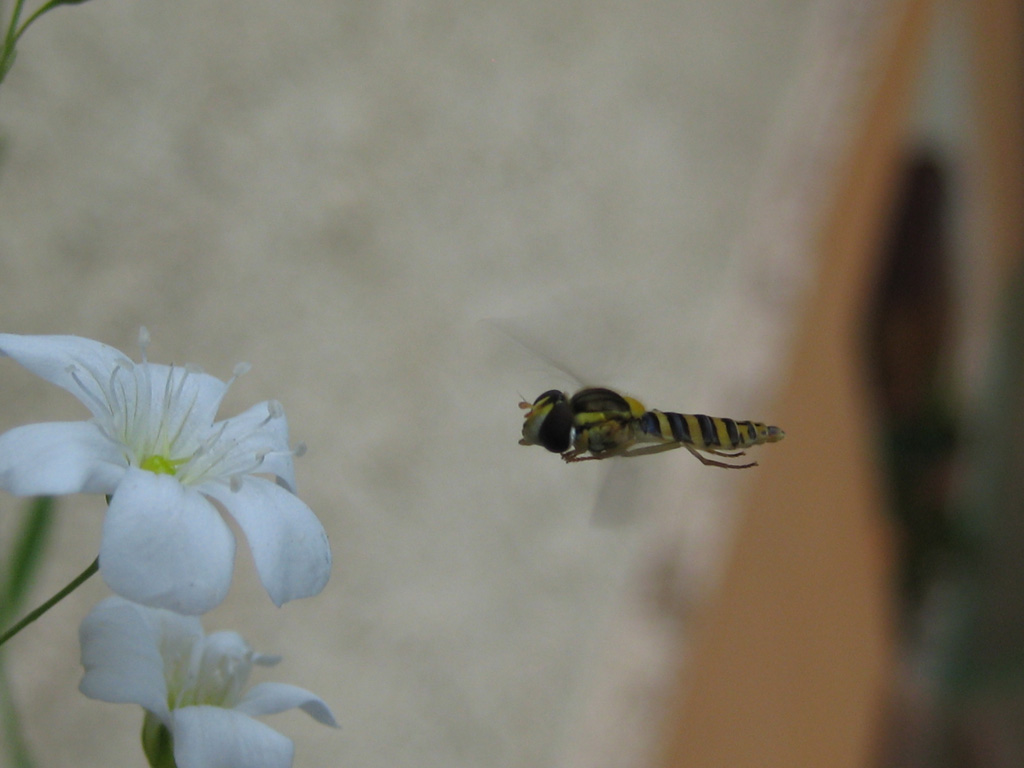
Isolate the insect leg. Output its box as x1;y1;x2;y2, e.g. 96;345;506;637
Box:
614;442;687;458
562;448;594;462
562;435;638;463
684;445;758;469
703;447;749;458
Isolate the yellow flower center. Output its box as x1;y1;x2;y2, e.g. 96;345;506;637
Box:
140;455;182;476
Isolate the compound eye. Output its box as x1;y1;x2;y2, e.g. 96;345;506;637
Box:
538;400;574;453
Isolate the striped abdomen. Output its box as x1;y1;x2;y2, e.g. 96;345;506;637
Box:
638;411;784;451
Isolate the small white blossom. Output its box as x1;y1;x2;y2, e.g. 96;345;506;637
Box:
80;596;338;768
0;331;331;614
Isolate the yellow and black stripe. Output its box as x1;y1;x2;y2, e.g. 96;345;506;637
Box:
638;411;783;451
520;385;784;468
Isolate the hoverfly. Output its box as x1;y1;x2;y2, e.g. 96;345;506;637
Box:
519;387;784;469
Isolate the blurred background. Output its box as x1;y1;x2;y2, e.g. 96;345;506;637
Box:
1;0;1022;766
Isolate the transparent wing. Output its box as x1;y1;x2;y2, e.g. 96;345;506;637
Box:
483;317;594;391
487;315;655;525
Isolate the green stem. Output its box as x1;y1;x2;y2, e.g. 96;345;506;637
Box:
11;0;54;43
1;0;92;84
0;0;27;82
0;556;99;647
4;0;27;47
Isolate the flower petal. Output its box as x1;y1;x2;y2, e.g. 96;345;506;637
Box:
132;363;230;449
0;421;126;495
172;706;294;768
0;334;132;418
101;468;236;615
201;476;330;606
237;682;338;727
79;596;203;723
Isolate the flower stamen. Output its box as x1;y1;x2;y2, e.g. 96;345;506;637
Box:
137;326;151;363
67;364;112;420
140;454;183;476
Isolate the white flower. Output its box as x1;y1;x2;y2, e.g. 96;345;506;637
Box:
79;596;338;768
0;331;331;614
